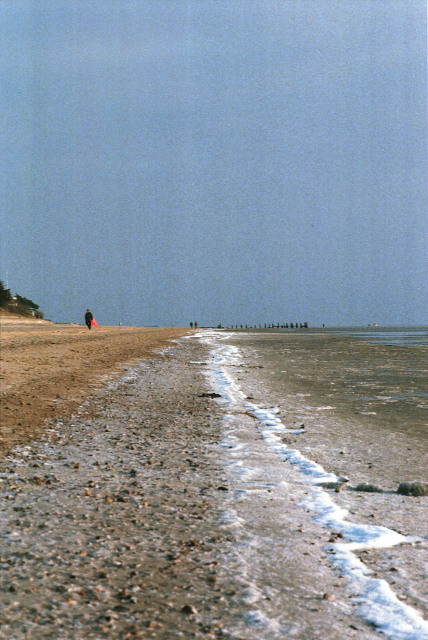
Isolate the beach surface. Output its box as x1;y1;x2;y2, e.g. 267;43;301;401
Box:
0;320;427;639
0;318;189;454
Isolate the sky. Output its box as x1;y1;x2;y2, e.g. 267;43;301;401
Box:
1;0;426;327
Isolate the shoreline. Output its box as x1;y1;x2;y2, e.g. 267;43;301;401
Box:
0;330;386;639
1;324;426;638
206;329;428;635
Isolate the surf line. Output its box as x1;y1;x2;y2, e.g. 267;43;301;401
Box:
196;330;428;640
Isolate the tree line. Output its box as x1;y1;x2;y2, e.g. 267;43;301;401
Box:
0;280;43;317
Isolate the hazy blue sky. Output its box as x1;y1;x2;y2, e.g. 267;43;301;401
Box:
1;1;426;327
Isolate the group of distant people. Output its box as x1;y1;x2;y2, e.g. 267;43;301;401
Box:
189;321;198;329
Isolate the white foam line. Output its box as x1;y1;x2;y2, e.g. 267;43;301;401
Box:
243;403;339;484
304;490;411;551
261;432;340;484
195;330;428;640
333;547;428;640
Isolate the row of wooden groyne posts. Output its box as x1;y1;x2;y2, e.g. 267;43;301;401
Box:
216;322;309;329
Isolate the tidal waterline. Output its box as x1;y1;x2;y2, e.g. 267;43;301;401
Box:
196;328;428;639
219;327;428;483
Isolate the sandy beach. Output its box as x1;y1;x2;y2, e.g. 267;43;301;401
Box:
0;320;241;639
0;318;189;454
1;320;427;639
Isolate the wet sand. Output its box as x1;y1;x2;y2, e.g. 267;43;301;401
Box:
224;330;428;487
216;330;428;628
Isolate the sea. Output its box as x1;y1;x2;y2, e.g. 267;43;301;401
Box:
195;327;428;640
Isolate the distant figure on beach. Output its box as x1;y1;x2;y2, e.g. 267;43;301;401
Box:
190;322;193;328
85;309;93;330
194;321;198;329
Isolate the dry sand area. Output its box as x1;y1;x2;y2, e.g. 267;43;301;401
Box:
0;318;189;454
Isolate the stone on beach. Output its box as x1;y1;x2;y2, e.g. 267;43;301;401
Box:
397;481;428;497
354;483;384;493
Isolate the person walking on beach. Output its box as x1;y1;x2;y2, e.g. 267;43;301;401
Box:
85;309;93;330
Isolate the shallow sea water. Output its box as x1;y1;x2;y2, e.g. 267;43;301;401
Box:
225;327;428;481
197;328;428;640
